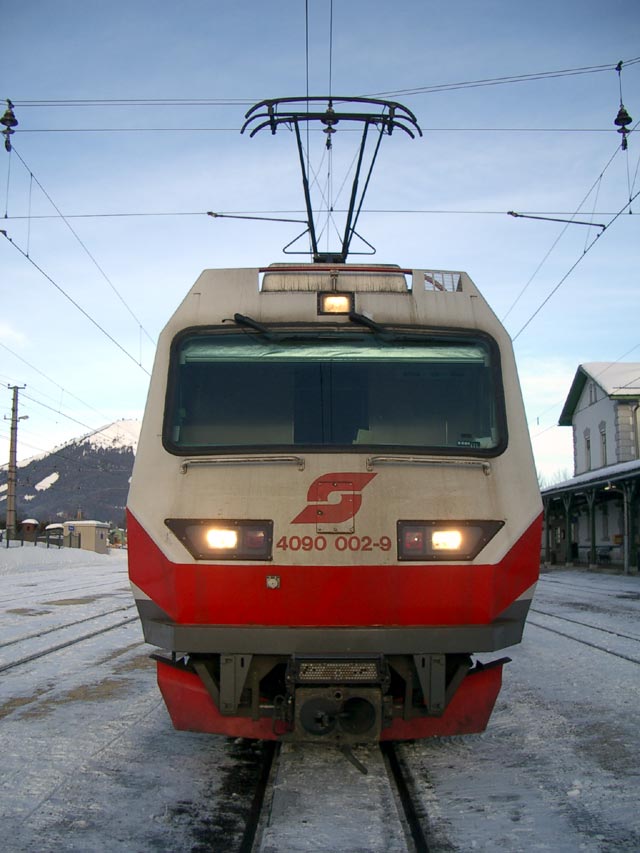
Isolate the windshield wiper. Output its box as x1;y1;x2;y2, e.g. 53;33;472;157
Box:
233;313;274;339
348;311;422;342
348;311;387;335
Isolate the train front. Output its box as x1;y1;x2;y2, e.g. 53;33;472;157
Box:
127;264;542;743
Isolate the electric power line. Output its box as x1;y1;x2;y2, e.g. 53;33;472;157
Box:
511;185;640;342
10;146;156;346
0;340;116;424
501;137;631;323
10;56;640;108
1;204;633;222
368;56;640;99
1;232;151;376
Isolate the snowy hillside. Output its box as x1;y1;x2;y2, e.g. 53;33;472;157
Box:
0;420;140;526
72;419;140;455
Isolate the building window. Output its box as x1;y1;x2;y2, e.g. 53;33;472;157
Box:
584;429;591;471
602;504;609;540
589;381;596;404
600;426;607;467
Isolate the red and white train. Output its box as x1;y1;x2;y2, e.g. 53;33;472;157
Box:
127;263;542;743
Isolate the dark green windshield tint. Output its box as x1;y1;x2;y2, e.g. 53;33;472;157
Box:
166;332;503;452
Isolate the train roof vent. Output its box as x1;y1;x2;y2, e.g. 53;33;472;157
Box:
260;264;408;293
424;271;463;292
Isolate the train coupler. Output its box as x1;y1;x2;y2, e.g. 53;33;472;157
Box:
284;655;390;743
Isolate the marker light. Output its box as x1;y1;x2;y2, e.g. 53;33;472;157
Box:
165;518;273;560
318;292;354;315
397;520;503;561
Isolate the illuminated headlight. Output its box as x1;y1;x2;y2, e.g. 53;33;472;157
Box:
165;518;273;560
317;292;354;315
205;528;238;550
397;520;503;561
432;529;463;551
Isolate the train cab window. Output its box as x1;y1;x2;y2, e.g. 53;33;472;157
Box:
164;331;505;455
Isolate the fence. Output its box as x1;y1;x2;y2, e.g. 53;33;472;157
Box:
1;530;81;549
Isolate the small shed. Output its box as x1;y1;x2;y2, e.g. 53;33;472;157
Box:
62;520;110;554
44;523;65;545
20;518;39;542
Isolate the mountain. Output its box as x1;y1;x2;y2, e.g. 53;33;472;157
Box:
0;420;140;527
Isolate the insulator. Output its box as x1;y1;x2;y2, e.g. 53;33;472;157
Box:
0;104;18;129
322;106;338;127
614;105;632;128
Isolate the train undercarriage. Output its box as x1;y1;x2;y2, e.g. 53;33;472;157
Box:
153;650;509;743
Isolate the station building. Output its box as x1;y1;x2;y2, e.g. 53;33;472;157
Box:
541;362;640;573
62;520;110;554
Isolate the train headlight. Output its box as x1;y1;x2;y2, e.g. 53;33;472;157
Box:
205;528;238;549
397;520;503;561
165;518;273;560
431;529;463;551
317;292;354;315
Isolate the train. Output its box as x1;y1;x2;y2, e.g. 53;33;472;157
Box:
126;262;542;743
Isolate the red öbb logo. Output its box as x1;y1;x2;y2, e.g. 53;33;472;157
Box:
291;472;377;524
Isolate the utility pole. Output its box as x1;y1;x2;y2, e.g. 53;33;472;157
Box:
5;385;27;538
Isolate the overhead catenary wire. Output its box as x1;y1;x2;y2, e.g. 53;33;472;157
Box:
18;390;100;433
512;185;640;342
328;0;334;99
10;56;640;107
5;55;639;470
367;56;640;99
2;207;630;220
0;340;114;423
0;420;136;476
530;343;640;435
13;126;624;134
9;146;156;346
501;137;629;323
0;380;140;465
1;233;151;376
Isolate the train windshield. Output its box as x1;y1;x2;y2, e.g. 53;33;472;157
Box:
165;331;505;454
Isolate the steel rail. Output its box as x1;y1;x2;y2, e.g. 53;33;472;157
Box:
530;607;640;644
0;604;137;650
528;620;640;665
0;615;140;673
380;742;431;852
238;741;280;852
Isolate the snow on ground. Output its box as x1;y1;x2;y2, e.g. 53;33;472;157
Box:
404;568;640;851
0;541;124;576
1;551;639;851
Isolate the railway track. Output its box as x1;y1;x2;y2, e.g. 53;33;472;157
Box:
0;575;129;607
239;740;433;853
0;606;140;673
530;606;640;644
539;575;640;597
528;608;640;665
381;742;431;853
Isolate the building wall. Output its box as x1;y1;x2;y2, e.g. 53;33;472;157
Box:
615;401;639;463
575;500;624;564
572;380;617;475
62;521;109;554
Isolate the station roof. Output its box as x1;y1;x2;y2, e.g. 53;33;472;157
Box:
558;362;640;426
541;457;640;497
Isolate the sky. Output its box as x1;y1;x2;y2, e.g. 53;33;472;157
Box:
1;0;639;479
